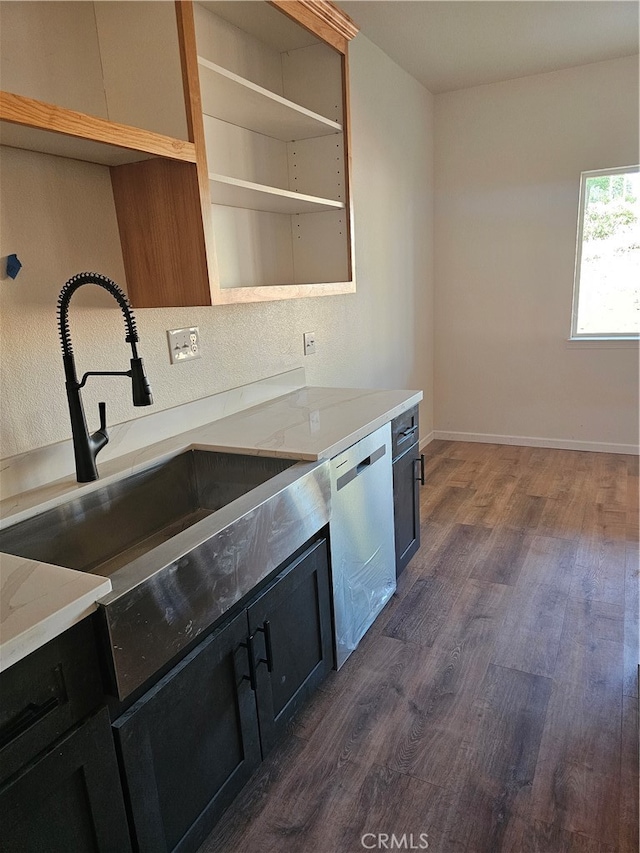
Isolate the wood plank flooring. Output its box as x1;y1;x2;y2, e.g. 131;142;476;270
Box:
198;441;639;853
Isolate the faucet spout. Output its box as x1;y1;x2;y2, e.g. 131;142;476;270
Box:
58;272;153;483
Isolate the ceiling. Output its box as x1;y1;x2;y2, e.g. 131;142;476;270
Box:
339;1;639;94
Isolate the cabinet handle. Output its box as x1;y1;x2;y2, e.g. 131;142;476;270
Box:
397;424;418;446
255;621;274;672
263;621;274;672
0;696;60;749
239;636;257;691
414;454;425;486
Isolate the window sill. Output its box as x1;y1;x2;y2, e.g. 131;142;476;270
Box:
566;336;639;349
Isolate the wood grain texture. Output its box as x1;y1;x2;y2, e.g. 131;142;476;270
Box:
626;455;639;544
422;486;477;524
502;491;547;531
174;0;218;299
623;540;639;697
490;536;577;677
378;580;510;789
530;595;624;841
491;581;570;678
444;664;553;852
595;454;628;511
195;442;637;853
382;576;459;646
619;695;639;853
268;0;359;54
459;470;519;527
294;638;418;769
110;158;211;307
340;49;356;286
470;527;531;585
382;524;492;646
209;280;357;304
508;818;617;852
0;91;196;163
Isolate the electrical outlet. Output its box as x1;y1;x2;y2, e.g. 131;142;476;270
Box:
167;327;201;364
303;331;316;355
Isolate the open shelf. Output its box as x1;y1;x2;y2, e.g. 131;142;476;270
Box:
213;281;356;304
197;58;341;142
0;92;197;166
208;173;344;214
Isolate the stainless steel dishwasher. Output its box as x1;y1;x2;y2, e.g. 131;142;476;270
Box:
329;422;396;668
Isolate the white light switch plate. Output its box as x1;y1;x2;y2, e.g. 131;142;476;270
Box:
167;327;201;364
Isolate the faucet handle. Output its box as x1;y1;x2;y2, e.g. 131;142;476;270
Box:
89;402;109;458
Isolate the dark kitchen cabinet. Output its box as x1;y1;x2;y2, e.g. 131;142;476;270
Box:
113;610;262;853
113;536;333;853
248;538;333;757
0;708;131;853
391;407;423;577
0;618;131;853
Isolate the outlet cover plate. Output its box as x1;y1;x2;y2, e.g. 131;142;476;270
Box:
303;331;316;355
167;327;201;364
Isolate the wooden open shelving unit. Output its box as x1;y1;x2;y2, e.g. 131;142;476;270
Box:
208;174;345;215
197;58;342;141
0;0;359;308
0;92;196;167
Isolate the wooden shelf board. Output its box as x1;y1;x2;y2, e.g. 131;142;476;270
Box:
209;173;344;214
212;279;356;304
0;121;150;166
197;58;341;141
0;92;197;166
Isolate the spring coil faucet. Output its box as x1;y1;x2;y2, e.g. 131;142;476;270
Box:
58;272;153;483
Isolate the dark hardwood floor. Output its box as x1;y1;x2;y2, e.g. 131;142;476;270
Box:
198;441;639;853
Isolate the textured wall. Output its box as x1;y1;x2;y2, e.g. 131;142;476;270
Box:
0;34;435;460
434;56;639;449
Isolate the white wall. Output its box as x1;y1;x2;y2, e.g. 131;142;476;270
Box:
434;56;639;451
0;34;434;462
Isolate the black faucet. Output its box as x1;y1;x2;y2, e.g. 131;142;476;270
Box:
57;272;153;483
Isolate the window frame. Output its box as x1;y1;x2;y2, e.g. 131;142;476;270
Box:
570;164;640;342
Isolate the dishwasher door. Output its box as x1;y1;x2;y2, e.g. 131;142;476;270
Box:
330;422;396;668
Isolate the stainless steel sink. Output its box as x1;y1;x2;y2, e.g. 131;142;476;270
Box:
0;449;331;699
0;450;296;577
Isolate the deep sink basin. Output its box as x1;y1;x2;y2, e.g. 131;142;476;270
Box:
0;450;296;578
0;449;331;699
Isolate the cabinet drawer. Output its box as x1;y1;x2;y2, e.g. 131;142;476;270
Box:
0;618;103;784
391;405;419;461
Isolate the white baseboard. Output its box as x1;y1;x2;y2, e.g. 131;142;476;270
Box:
419;431;435;451
432;430;639;456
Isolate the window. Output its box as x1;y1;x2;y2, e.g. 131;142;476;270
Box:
571;165;639;339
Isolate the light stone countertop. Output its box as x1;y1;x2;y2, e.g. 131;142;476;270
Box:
0;553;111;671
0;385;422;671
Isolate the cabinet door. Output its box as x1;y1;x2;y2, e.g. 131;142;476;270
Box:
247;538;333;757
0;617;103;785
0;707;131;853
112;611;261;853
393;443;422;577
